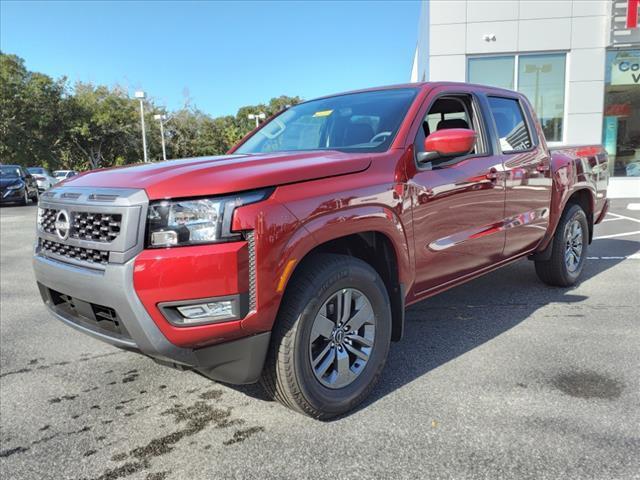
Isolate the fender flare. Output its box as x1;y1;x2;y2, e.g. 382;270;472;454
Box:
272;205;413;340
534;156;596;255
278;205;413;293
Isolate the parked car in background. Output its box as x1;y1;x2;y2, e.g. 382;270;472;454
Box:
33;82;609;419
626;161;640;177
53;170;78;183
1;165;39;205
27;167;56;191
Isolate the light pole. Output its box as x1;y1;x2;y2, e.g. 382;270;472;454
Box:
154;114;167;161
135;91;149;163
247;112;266;129
524;64;551;115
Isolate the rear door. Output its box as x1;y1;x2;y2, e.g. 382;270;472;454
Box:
407;88;507;295
485;95;552;257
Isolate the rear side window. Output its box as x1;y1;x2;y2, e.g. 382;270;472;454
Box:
487;97;532;153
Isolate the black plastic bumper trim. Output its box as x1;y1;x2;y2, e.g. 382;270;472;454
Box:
193;332;271;384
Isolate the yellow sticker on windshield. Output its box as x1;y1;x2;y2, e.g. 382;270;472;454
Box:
313;109;333;117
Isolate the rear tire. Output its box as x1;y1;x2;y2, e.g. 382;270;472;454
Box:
261;254;392;419
535;203;589;287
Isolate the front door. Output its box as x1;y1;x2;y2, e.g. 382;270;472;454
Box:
408;91;507;295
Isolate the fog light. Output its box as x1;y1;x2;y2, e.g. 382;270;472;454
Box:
177;301;234;321
159;295;247;326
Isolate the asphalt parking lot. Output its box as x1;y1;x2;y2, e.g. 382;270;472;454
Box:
1;199;639;480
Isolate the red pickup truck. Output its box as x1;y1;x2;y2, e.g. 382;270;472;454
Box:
33;83;609;418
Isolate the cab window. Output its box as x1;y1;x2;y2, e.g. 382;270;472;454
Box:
487;96;533;153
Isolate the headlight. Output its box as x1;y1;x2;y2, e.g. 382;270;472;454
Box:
7;182;24;190
146;189;272;247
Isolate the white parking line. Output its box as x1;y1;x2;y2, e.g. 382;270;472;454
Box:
627;203;640;211
587;256;640;260
606;212;640;224
593;230;640;240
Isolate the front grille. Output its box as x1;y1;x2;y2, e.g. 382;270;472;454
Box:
40;238;110;265
71;212;122;242
39;208;122;242
36;187;148;266
40;208;58;235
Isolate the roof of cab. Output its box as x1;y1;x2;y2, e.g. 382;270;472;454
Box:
307;81;523;104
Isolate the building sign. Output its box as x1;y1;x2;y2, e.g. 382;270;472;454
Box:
611;51;640;84
611;0;640;45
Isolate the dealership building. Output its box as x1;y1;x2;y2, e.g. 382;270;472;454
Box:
411;0;640;183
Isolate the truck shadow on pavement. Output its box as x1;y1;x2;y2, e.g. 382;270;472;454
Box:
364;240;639;414
235;239;639;418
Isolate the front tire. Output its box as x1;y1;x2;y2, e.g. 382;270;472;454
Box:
19;189;29;206
261;254;392;419
535;203;589;286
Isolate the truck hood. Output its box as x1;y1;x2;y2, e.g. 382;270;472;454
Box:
65;151;371;200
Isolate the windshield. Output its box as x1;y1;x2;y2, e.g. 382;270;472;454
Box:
53;171;67;177
27;167;47;175
236;88;418;154
0;166;22;178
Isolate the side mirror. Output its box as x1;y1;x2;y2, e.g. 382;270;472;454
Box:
417;128;477;164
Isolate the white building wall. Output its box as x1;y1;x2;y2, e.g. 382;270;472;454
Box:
415;0;612;146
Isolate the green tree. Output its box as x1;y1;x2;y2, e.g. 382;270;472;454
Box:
65;83;140;169
235;95;302;135
1;51;303;169
0;52;28;164
0;52;67;168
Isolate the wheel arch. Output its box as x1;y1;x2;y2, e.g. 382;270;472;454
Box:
566;188;595;243
531;186;595;261
277;208;412;342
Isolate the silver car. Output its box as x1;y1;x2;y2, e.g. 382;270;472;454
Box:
53;170;78;183
27;167;56;192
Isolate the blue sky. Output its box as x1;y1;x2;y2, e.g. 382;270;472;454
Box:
1;0;421;116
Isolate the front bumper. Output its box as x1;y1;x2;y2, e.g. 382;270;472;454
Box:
33;239;270;385
1;187;24;202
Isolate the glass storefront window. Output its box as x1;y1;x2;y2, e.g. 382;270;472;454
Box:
468;56;515;90
468;53;567;143
603;49;640;177
518;54;566;143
